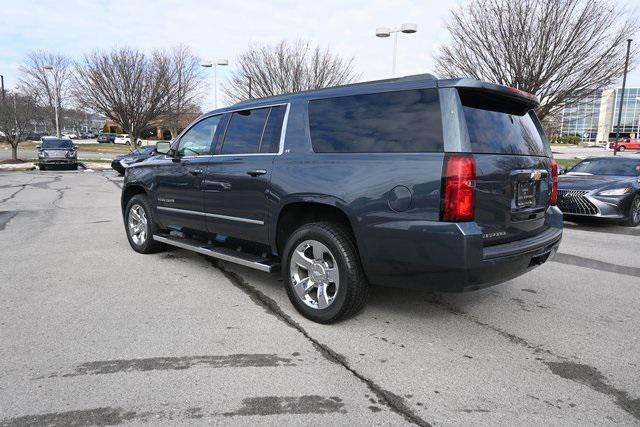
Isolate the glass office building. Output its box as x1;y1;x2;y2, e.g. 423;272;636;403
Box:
560;92;602;142
610;87;640;135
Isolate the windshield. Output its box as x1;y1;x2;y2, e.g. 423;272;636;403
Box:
569;158;640;176
42;139;73;149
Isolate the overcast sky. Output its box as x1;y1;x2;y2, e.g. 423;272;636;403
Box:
1;0;638;110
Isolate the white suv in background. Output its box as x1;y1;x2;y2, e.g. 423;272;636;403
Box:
114;134;142;145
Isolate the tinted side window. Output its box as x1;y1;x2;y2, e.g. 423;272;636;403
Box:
259;106;286;153
308;89;443;153
221;108;269;154
177;115;221;156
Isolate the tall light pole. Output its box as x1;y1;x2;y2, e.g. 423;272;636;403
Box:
200;59;229;109
614;38;632;156
376;23;417;77
43;65;60;138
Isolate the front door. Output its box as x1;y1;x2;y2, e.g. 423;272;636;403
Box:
155;114;223;233
204;105;287;244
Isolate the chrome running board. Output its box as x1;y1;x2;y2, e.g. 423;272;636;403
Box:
153;234;279;273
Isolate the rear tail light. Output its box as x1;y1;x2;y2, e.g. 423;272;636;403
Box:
441;155;476;221
550;159;558;205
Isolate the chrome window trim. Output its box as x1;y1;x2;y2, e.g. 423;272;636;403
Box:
176;102;291;160
157;206;264;225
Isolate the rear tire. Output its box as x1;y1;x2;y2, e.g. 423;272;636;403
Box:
282;222;368;324
124;194;166;254
625;195;640;227
39;164;46;171
618;145;626;151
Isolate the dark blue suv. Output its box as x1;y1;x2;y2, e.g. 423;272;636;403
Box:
121;75;562;323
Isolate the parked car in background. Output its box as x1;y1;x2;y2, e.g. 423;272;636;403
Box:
63;132;79;139
111;144;157;175
114;134;142;145
37;138;78;170
121;75;562;323
25;131;45;141
558;157;640;226
608;138;640;151
97;133;116;143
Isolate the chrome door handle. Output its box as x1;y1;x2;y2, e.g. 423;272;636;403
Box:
246;169;267;177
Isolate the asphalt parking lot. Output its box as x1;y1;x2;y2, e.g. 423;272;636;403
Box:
0;170;639;426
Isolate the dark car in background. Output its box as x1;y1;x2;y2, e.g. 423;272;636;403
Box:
97;133;116;143
558;157;640;226
120;75;562;323
38;138;78;170
111;145;157;174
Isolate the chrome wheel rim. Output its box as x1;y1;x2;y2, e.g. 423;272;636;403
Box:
128;204;148;246
289;240;340;310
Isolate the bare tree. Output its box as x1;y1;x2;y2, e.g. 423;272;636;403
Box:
434;0;636;119
223;40;358;103
18;51;73;130
0;91;38;161
164;45;207;138
73;48;176;147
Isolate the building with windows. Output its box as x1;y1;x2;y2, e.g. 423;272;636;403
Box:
560;91;602;143
558;87;640;146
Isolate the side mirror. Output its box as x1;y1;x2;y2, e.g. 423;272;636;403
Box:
559;168;566;175
36;145;41;150
156;141;171;155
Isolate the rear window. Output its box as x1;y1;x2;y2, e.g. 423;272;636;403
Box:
308;88;443;153
460;90;548;156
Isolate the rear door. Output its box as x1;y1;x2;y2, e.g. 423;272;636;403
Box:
456;88;553;245
203;104;287;244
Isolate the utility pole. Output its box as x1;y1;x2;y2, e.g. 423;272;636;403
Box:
614;38;632;156
1;75;5;100
248;75;252;99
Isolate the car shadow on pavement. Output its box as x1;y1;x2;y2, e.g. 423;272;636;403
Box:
563;218;640;236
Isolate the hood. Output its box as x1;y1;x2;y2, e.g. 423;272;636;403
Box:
558;174;637;191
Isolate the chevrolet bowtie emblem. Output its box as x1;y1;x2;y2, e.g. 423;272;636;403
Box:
530;170;542;181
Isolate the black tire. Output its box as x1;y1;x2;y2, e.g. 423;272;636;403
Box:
39;164;46;171
282;222;368;324
624;194;640;227
124;194;166;254
618;145;626;151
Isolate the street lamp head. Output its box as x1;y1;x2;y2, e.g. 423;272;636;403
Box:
215;59;229;66
43;65;53;70
401;23;417;34
200;62;213;68
375;27;391;37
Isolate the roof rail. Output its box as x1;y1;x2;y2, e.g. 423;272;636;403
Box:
231;73;438;107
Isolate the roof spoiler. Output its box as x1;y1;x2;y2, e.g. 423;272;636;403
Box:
438;78;540;109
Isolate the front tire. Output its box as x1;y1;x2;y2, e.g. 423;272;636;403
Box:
625;195;640;227
124;194;166;253
618;145;626;152
39;164;46;171
282;222;368;324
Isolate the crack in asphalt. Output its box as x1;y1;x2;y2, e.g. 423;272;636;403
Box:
552;253;640;278
545;361;640;421
0;183;29;204
425;294;640;420
209;259;432;427
423;293;556;357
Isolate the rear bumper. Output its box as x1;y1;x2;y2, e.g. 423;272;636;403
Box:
360;206;563;291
